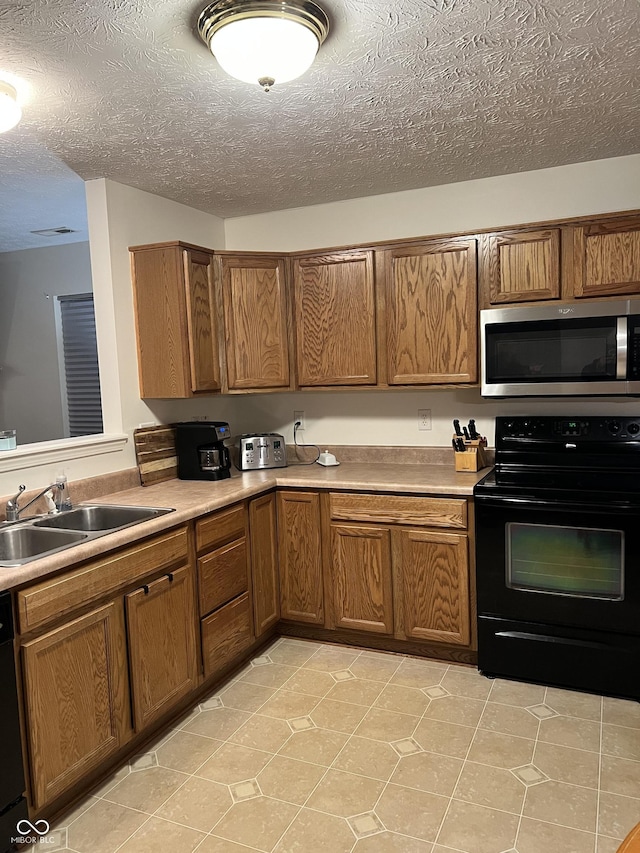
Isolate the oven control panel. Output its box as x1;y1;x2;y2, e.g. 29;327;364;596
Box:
497;416;640;442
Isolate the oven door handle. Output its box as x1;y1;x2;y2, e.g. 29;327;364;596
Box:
496;631;619;651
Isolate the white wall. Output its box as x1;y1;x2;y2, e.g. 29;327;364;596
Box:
225;153;640;448
0;181;227;496
86;179;229;448
224;153;640;252
230;389;639;450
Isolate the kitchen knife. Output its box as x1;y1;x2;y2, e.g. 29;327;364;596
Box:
453;419;463;436
462;425;470;441
468;419;478;439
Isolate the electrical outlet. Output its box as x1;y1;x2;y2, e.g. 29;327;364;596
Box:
418;409;432;431
294;410;305;430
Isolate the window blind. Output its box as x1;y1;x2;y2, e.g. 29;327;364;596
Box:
58;294;104;437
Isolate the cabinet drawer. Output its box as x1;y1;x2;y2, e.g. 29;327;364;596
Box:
201;593;253;678
329;493;467;529
198;537;248;616
196;504;247;553
17;526;189;634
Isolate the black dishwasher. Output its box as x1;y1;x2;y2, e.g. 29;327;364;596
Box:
0;592;29;853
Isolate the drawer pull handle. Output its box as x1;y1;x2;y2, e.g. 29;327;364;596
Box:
167;573;174;583
143;584;150;595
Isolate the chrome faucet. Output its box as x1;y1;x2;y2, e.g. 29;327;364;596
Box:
5;479;71;523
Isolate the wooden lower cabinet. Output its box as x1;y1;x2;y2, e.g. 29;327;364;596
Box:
394;528;470;646
330;523;394;634
250;493;280;636
278;491;324;624
126;565;199;731
22;602;130;809
198;537;248;616
201;593;254;678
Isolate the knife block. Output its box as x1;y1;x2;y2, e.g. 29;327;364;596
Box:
453;436;489;472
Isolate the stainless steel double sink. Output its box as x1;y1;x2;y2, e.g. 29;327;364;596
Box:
0;505;174;567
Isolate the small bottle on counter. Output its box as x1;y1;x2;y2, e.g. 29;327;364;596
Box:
55;475;73;511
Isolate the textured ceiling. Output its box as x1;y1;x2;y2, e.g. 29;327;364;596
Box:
1;0;639;237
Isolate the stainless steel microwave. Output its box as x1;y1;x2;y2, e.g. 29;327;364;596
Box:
480;298;640;396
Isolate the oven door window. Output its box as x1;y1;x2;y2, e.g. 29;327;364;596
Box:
506;523;623;599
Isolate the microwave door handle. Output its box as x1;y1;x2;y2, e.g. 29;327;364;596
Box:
617;316;628;379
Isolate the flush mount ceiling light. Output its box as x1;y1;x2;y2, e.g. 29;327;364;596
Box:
0;81;21;133
197;0;329;91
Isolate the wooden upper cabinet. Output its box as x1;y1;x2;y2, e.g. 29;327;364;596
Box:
130;242;220;398
126;565;198;731
22;602;130;809
382;238;477;384
568;215;640;298
483;229;561;304
293;250;377;386
219;254;291;390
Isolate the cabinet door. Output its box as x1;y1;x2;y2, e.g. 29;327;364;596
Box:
250;493;280;636
126;565;198;731
277;491;324;624
393;528;470;646
183;248;221;392
131;243;220;397
330;523;393;634
131;244;193;397
383;238;477;384
484;229;560;304
22;602;130;809
293;250;377;385
569;216;640;297
220;255;291;390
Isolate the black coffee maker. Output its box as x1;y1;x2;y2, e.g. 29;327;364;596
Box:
174;422;232;481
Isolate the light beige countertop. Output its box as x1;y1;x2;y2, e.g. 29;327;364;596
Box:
1;462;490;593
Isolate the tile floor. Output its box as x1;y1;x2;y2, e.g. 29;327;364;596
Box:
49;638;639;853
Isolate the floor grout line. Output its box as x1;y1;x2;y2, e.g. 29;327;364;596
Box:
431;666;494;851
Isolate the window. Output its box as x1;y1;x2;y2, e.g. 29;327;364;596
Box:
57;294;103;437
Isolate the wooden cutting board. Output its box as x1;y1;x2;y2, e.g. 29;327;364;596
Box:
133;425;177;485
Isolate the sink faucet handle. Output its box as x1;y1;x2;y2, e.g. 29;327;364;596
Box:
5;484;26;523
8;484;26;506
